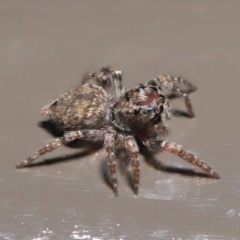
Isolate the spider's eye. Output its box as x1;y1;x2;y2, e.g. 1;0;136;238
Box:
137;84;145;89
160;105;164;113
143;108;152;114
134;107;141;115
101;76;110;84
148;79;157;86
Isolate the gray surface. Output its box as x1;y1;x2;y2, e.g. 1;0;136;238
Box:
1;1;240;239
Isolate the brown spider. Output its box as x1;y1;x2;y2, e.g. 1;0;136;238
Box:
16;67;219;196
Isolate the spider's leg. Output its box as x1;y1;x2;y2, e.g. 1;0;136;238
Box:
124;136;140;195
82;67;124;98
104;130;119;196
82;68;111;88
170;75;197;93
16;129;105;169
16;138;65;168
110;67;124;98
146;139;219;178
147;75;196;118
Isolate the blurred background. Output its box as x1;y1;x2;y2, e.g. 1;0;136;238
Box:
1;1;240;239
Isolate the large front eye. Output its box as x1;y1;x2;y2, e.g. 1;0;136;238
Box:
134;108;140;115
137;84;145;90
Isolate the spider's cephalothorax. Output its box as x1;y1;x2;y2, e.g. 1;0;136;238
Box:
16;66;220;196
111;84;171;132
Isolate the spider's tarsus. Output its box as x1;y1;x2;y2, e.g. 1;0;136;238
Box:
16;161;28;169
189;113;195;118
113;186;119;197
114;191;119;197
188;107;195;118
134;187;139;196
210;170;220;179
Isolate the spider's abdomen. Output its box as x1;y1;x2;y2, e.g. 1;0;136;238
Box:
41;84;108;130
111;84;170;131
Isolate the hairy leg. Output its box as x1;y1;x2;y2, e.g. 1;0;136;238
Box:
16;129;105;169
124;136;140;195
169;75;197;93
146;139;219;178
104;130;118;196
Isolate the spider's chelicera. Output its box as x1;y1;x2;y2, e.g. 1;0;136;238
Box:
16;67;219;196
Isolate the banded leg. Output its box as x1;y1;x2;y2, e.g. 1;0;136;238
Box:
16;129;105;169
111;67;124;98
99;66;124;98
147;75;196;118
148;123;169;136
82;67;111;89
170;76;197;93
124;136;140;195
104;130;118;196
146;140;219;178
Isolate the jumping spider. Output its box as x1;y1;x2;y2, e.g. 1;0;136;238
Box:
16;67;219;196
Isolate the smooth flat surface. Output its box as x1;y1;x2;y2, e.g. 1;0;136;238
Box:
1;1;240;239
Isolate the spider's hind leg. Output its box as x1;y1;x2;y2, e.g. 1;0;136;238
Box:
16;137;65;169
16;129;105;169
82;66;124;98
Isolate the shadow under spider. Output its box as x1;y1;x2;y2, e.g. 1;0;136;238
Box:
167;90;196;118
140;146;211;178
27;144;102;168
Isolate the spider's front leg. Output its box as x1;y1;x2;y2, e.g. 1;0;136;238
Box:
124;136;140;195
146;139;219;178
16;129;105;169
147;75;197;118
